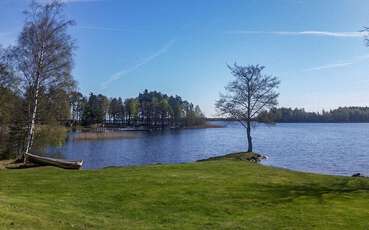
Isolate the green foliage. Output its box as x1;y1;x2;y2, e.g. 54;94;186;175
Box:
0;161;369;229
108;97;124;121
5;122;27;159
0;87;19;126
0;87;23;159
0;72;72;160
80;89;206;127
70;91;85;122
259;107;369;123
0;85;73;159
82;93;109;125
37;87;72;123
32;125;67;153
125;98;139;125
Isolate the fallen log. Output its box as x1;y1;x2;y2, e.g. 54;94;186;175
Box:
5;162;41;169
25;153;83;170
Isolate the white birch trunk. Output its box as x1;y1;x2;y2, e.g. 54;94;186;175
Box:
24;78;40;163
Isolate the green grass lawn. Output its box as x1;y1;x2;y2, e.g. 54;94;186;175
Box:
1;160;369;229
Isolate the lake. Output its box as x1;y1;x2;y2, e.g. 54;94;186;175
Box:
48;122;369;176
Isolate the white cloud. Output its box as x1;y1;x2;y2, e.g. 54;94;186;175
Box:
303;62;353;71
101;39;176;89
77;26;147;33
303;54;369;72
36;0;101;4
78;26;131;32
227;30;369;38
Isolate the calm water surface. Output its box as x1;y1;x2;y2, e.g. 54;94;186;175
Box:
48;122;369;176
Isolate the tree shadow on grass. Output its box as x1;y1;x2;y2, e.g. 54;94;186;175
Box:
247;178;369;205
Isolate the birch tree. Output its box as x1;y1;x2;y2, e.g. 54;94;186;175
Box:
216;64;280;152
13;1;75;161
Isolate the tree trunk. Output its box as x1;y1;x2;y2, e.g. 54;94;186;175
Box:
24;80;40;163
246;120;253;152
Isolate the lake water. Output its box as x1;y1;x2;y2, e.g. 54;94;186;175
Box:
48;122;369;176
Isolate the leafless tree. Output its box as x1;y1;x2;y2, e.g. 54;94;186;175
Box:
362;27;369;46
0;47;20;91
216;64;280;152
13;0;75;161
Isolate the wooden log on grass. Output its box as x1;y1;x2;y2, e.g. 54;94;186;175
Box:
24;153;83;170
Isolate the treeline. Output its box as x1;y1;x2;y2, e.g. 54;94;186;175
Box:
0;52;74;159
0;84;205;159
0;1;79;160
258;107;369;123
71;89;205;127
0;67;205;159
0;1;206;160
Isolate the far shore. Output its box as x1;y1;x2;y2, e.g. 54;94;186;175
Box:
183;122;225;129
206;118;369;124
73;122;225;134
71;131;140;141
70;122;225;141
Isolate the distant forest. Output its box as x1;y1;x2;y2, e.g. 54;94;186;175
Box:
208;107;369;123
0;87;205;159
71;89;205;127
257;107;369;123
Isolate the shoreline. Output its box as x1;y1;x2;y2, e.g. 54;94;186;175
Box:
0;159;14;170
2;152;365;177
1;158;369;229
197;152;266;163
207;119;369;124
183;123;225;129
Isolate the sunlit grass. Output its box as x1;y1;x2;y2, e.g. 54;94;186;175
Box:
0;160;369;229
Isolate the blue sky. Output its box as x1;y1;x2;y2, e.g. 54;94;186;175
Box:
1;0;369;116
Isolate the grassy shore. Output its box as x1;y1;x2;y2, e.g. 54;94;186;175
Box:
0;159;13;170
0;158;369;229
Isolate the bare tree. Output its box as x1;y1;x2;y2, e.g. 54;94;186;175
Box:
13;1;75;161
216;64;280;152
362;27;369;46
0;47;20;91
